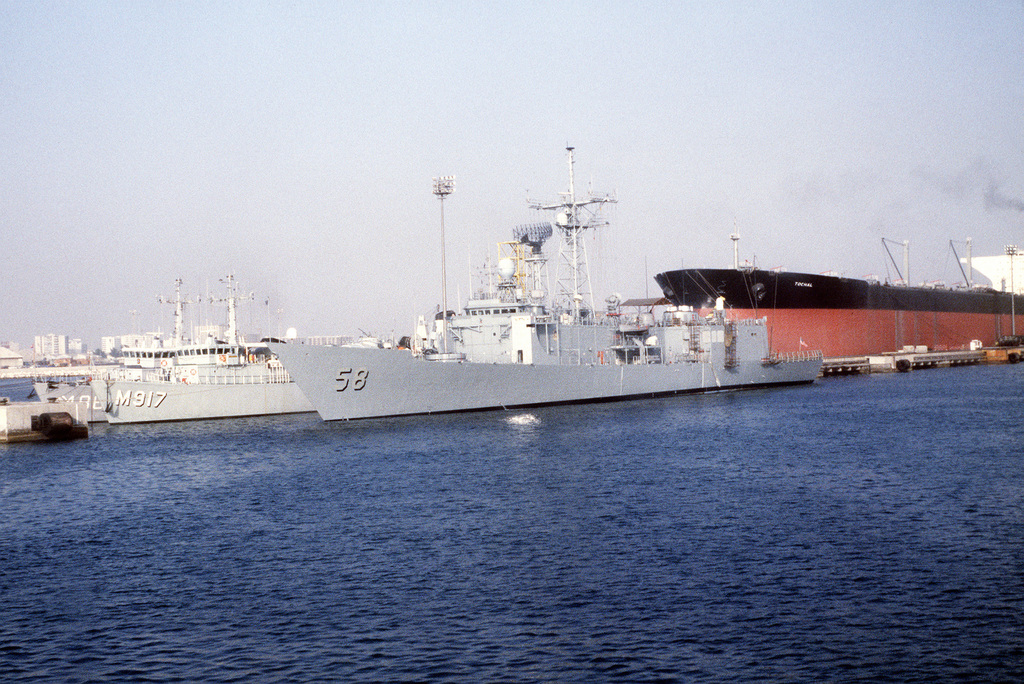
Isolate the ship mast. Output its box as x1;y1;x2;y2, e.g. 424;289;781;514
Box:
157;278;192;347
530;147;616;322
211;274;253;345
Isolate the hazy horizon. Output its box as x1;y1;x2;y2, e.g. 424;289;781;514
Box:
4;1;1023;349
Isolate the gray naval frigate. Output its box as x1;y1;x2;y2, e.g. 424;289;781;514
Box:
93;277;313;423
271;148;822;422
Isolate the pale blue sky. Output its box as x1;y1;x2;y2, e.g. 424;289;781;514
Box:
3;1;1023;347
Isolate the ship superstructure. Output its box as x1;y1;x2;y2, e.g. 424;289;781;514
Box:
270;149;821;422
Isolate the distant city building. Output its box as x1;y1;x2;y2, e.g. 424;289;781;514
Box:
100;333;163;354
124;333;161;348
306;335;354;346
34;334;67;361
194;324;225;342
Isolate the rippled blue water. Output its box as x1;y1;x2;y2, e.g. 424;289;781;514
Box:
2;365;1023;682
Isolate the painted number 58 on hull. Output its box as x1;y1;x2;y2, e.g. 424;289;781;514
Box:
335;368;369;392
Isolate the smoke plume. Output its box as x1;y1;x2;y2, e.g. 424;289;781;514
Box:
984;182;1024;212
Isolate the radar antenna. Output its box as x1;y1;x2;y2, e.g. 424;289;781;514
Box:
529;147;616;322
510;221;554;304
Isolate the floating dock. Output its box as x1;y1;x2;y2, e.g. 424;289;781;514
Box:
0;398;89;443
821;346;1022;376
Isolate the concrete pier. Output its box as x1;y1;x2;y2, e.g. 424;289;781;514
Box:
0;398;89;443
821;346;1022;376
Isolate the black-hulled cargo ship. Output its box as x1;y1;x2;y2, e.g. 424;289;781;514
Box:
654;267;1024;358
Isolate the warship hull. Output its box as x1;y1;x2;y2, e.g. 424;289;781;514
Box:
34;381;107;423
269;342;821;422
96;378;313;424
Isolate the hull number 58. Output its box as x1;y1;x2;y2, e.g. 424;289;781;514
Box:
336;368;369;392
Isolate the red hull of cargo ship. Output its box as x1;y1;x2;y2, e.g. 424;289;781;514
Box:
657;267;1024;358
712;307;1020;358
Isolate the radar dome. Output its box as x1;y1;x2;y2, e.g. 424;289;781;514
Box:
285;327;298;340
498;258;516;280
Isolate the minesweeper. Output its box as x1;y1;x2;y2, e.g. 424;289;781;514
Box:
271;148;822;422
94;277;313;423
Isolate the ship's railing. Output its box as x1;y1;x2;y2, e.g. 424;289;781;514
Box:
664;351;710;364
731;317;768;326
28;370;105;384
762;350;823;364
5;366;107;380
106;366;294;385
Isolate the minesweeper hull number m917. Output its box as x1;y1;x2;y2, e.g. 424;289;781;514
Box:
114;390;168;409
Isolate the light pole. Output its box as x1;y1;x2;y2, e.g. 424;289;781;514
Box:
1007;244;1018;337
432;175;455;353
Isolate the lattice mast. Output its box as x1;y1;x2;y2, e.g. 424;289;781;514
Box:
530;147;616;321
